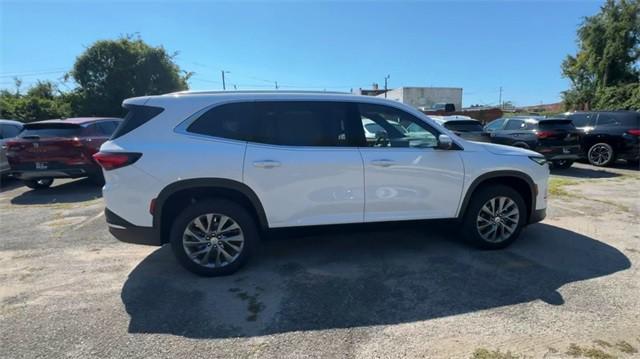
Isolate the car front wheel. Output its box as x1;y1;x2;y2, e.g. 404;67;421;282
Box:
170;199;258;276
24;178;54;190
587;143;615;167
462;185;526;249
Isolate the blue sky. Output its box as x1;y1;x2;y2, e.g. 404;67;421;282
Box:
1;1;602;107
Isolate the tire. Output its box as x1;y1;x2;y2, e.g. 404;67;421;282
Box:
552;160;574;169
587;143;615;167
24;178;54;190
169;199;258;276
461;185;527;249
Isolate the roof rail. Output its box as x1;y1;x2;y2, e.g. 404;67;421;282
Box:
166;90;352;96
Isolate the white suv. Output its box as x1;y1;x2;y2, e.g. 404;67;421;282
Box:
95;91;549;276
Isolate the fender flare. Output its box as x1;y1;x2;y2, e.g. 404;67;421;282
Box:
153;178;269;231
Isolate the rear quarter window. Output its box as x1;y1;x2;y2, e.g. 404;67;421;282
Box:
112;105;164;140
187;102;255;141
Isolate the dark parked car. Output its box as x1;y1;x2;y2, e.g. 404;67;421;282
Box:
567;111;639;167
429;116;490;142
6;117;122;189
484;117;581;168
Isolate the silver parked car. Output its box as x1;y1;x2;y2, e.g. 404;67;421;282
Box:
0;119;24;176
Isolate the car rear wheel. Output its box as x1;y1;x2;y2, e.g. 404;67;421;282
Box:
24;178;53;190
587;143;615;167
461;185;526;249
552;160;574;169
170;199;258;276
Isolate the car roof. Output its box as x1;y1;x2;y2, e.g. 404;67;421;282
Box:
0;119;23;126
31;117;122;125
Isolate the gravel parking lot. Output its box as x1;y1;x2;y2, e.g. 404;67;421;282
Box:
1;162;639;358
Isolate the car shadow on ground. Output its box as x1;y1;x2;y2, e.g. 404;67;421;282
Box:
551;166;622;179
121;222;630;339
0;177;24;193
10;178;102;205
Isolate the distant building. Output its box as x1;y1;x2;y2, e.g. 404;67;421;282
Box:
377;87;463;111
355;83;388;97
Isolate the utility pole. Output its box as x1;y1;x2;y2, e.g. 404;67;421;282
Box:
221;70;230;90
384;74;390;98
275;81;279;90
499;86;503;109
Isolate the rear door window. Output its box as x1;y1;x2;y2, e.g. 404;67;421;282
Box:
252;101;353;147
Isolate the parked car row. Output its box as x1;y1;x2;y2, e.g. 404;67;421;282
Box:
1;117;122;189
432;111;639;168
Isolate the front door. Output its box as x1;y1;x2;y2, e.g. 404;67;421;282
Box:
355;103;465;222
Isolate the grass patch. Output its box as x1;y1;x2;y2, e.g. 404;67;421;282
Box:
471;348;521;359
548;177;579;197
614;341;637;354
566;343;616;359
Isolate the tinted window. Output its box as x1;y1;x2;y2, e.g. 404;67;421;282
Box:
96;121;119;135
252;101;352;147
20;124;82;138
187;102;254;141
444;120;484;132
504;119;525;130
597;112;639;127
538;119;575;130
0;124;22;139
484;119;504;131
568;113;593;127
112;105;164;140
358;103;438;148
82;124;103;137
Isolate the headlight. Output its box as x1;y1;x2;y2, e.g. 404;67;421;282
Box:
529;156;547;166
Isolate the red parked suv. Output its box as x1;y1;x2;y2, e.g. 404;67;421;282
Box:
6;117;122;189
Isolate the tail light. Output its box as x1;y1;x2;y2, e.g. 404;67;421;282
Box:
536;130;554;139
93;152;142;171
627;129;640;136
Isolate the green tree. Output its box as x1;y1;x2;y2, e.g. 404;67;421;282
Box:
0;81;71;122
69;35;191;116
562;0;640;110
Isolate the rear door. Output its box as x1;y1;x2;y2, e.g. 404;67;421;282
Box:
355;103;465;221
243;101;365;228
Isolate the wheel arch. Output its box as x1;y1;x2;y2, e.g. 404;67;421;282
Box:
458;171;537;224
154;178;268;244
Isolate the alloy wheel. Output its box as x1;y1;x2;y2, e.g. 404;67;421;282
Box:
588;144;612;166
182;213;245;268
476;196;520;243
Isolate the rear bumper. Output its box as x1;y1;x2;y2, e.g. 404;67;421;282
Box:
529;208;546;224
11;165;100;180
536;145;582;161
105;208;161;246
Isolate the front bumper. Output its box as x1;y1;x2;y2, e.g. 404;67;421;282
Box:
105;208;161;246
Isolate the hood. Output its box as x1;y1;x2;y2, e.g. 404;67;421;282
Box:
479;142;541;157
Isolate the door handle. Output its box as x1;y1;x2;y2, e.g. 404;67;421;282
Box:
253;160;281;168
371;159;395;167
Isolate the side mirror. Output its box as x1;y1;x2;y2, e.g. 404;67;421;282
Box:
437;134;453;150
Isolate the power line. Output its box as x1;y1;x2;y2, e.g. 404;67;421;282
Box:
0;69;67;78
